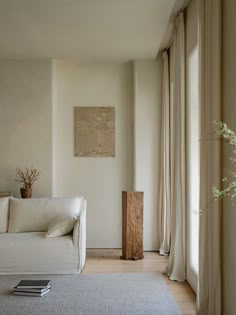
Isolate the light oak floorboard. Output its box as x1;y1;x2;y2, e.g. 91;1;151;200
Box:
84;249;196;315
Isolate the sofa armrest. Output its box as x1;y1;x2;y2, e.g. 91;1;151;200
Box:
73;198;86;273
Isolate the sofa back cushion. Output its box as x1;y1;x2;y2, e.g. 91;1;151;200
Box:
0;197;10;233
8;197;83;233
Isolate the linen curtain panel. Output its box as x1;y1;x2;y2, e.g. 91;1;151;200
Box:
197;0;222;314
164;12;186;282
159;51;171;256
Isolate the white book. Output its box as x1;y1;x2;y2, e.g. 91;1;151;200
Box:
13;288;50;297
14;287;50;293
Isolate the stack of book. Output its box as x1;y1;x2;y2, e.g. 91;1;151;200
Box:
13;280;51;297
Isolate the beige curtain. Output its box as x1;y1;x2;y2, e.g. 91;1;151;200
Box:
159;51;171;256
165;12;186;282
197;0;222;314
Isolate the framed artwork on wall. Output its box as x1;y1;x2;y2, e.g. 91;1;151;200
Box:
74;106;115;157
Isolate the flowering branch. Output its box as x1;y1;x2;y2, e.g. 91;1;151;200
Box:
212;121;236;203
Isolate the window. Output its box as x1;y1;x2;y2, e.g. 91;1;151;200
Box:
186;0;200;293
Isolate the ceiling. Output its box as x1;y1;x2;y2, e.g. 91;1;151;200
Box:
0;0;176;62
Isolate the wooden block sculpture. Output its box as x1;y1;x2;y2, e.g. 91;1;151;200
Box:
121;191;144;260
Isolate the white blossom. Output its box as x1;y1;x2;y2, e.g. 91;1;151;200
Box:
213;121;236;202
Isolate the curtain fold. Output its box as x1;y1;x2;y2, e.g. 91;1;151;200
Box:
165;12;186;282
159;51;171;256
197;0;222;314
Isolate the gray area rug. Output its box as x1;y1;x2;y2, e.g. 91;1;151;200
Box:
0;273;181;315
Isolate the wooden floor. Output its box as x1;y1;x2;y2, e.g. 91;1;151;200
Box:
84;249;196;315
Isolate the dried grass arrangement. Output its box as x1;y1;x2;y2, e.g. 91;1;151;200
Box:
16;167;40;189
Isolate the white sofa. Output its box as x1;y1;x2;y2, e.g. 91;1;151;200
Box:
0;196;86;274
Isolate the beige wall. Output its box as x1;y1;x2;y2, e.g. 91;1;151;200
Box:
0;59;162;250
222;0;236;313
133;59;162;251
52;61;133;248
0;60;52;197
53;60;162;249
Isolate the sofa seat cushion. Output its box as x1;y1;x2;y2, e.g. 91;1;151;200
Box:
0;197;10;233
0;232;78;274
8;197;82;233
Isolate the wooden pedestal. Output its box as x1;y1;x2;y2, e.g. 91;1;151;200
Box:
121;191;144;260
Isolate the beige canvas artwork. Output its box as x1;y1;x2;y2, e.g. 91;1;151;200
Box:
74;107;115;157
